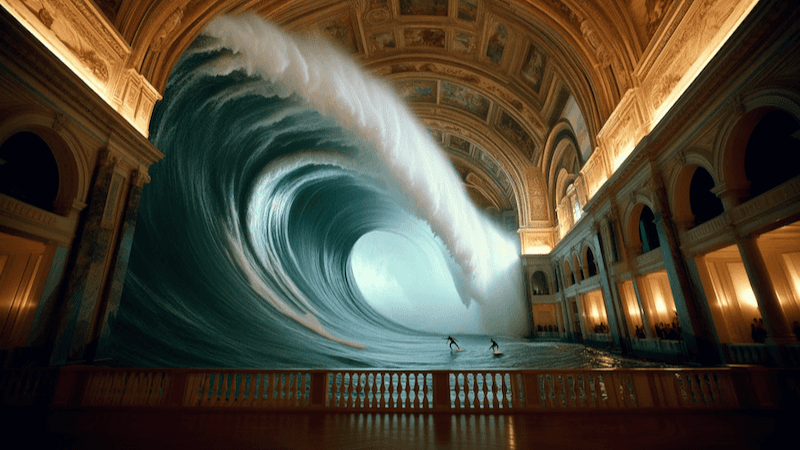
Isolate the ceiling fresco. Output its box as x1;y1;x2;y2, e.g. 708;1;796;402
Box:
7;0;746;241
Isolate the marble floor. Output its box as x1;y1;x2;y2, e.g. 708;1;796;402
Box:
4;408;793;449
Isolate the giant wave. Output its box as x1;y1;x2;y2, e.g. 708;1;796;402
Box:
114;15;529;368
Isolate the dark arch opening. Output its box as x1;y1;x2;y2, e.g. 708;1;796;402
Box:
689;167;724;226
531;271;549;295
0;132;59;212
638;206;660;253
745;110;800;198
586;248;597;277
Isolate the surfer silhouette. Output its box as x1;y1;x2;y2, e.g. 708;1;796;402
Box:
489;339;499;352
447;336;460;350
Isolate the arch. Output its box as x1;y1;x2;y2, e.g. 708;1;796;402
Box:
744;109;800;197
583;244;598;278
638;206;660;253
0;132;59;212
563;260;575;287
531;270;549;295
716;90;800;195
669;150;717;226
689;167;724;227
0;109;87;216
572;253;583;282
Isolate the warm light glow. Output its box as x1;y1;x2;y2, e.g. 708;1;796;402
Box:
782;253;800;301
649;1;760;128
728;263;758;309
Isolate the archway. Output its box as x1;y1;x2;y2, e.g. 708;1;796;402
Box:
0;132;59;212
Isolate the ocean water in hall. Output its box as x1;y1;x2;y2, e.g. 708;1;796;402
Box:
112;15;666;370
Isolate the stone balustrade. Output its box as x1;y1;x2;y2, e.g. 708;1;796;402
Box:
5;365;800;412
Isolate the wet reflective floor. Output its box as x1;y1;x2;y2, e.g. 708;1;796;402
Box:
8;408;791;449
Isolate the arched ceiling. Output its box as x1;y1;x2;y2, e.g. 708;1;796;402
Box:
95;0;677;226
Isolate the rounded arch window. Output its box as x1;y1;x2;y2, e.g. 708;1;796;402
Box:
531;271;549;295
0;132;60;212
744;110;800;198
585;248;597;277
638;206;660;253
689;167;724;226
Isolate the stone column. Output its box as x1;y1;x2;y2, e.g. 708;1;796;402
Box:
50;149;119;365
631;277;656;339
735;235;797;345
648;169;720;364
93;169;149;361
574;296;587;339
592;225;622;349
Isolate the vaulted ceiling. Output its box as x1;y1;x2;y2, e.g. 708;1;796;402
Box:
93;0;676;227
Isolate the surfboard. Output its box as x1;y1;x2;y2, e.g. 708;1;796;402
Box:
493;351;503;356
454;348;465;352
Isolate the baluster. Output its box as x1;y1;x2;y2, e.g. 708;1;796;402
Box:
383;373;391;408
299;373;308;407
465;373;473;409
263;372;271;406
367;373;374;408
235;373;245;406
494;373;503;408
263;373;273;406
373;373;381;408
697;373;713;406
143;372;154;405
504;373;513;408
288;372;296;406
120;373;135;406
477;373;486;408
353;372;359;408
397;373;408;408
188;374;203;406
421;373;427;408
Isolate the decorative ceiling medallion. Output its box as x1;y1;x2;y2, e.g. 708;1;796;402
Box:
365;8;391;25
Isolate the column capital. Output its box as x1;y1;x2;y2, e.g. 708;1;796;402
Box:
711;183;750;210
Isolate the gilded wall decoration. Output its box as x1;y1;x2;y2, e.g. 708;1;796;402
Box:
453;32;477;55
318;15;359;54
526;169;548;220
458;0;478;22
150;8;183;52
580;20;611;66
496;110;536;160
646;0;738;112
519;43;546;93
547;0;581;27
403;28;445;48
449;135;472;153
440;81;491;120
395;79;437;103
646;0;674;38
486;22;508;65
369;30;396;52
16;0;116;83
399;0;447;16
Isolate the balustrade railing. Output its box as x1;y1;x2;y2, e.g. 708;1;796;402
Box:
3;366;798;411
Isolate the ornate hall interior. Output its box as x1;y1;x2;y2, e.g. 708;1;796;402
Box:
2;0;800;447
